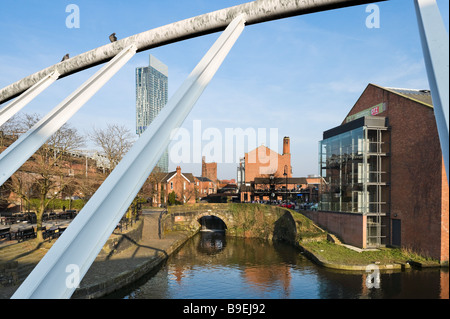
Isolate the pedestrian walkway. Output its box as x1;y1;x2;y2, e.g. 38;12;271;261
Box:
0;213;194;299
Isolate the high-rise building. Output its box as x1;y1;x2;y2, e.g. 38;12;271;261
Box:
136;55;169;172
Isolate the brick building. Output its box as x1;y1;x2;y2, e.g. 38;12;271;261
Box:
311;83;448;263
151;166;196;206
238;137;320;203
202;156;217;182
241;137;292;184
195;176;217;199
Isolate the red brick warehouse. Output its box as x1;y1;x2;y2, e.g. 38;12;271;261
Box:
311;83;448;263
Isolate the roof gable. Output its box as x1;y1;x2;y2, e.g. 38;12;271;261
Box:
166;171;194;183
342;83;434;125
246;144;281;159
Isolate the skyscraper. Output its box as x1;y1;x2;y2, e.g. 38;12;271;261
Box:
136;55;169;172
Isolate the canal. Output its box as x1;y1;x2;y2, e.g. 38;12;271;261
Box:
108;232;447;299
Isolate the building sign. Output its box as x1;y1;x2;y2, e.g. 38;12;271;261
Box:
345;102;387;123
175;215;185;222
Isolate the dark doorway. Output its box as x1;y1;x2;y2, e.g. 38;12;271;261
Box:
392;219;401;247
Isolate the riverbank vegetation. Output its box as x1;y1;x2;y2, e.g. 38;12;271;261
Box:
285;208;442;268
301;240;441;267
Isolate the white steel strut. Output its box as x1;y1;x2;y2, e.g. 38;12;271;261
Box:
11;14;246;299
0;71;60;127
0;44;137;186
414;0;449;183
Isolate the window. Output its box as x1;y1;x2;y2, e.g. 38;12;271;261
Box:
170;182;173;190
319;120;389;217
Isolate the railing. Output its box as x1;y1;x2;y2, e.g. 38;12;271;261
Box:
158;209;168;239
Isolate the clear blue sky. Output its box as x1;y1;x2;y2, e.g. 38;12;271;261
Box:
0;0;448;180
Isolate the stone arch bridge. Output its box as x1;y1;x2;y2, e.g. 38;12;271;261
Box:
160;203;308;243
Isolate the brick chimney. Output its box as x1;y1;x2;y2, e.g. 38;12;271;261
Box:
283;136;290;155
176;166;181;175
202;156;206;177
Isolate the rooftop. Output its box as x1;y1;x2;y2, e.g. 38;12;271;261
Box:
374;84;433;108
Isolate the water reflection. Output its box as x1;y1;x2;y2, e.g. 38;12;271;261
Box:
111;233;447;299
197;231;226;255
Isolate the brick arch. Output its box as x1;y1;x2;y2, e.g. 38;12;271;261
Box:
189;211;234;230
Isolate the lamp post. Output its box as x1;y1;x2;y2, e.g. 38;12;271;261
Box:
269;175;274;204
284;165;288;204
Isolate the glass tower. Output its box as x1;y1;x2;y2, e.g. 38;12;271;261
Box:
136;55;169;172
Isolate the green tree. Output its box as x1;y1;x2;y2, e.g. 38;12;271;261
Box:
168;191;177;206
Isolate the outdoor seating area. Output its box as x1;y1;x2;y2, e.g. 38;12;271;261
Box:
0;210;140;246
0;210;76;244
0;227;11;240
0;210;78;226
0;225;68;243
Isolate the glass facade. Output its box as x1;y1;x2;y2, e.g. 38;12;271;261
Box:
319;116;390;247
136;55;169;172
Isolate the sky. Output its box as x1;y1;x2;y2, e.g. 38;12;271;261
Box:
0;0;448;180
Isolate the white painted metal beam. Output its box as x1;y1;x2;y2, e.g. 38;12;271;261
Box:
11;14;246;299
0;71;59;127
414;0;449;183
0;0;385;105
0;44;137;187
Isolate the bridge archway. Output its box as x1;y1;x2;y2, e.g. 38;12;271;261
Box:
191;211;232;233
198;215;228;232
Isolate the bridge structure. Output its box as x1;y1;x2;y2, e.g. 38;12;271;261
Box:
0;0;447;299
161;203;298;241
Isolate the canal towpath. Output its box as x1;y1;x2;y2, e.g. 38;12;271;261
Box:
0;211;195;299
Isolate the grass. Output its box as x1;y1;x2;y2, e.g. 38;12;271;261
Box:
301;240;441;267
287;209;441;267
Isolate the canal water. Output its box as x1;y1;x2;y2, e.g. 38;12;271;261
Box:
110;232;448;299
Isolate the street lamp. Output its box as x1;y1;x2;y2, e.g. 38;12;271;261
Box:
283;165;288;204
269;175;274;204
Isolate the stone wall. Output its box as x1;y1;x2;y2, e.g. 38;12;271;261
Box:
162;203;321;244
302;210;366;248
0;261;18;288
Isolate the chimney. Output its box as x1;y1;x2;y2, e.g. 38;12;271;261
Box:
283;136;290;155
176;166;181;175
202;156;206;177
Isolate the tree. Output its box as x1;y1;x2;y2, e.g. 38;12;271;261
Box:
0;114;24;147
181;183;196;204
88;123;135;171
7;113;85;241
168;191;177;206
137;166;163;206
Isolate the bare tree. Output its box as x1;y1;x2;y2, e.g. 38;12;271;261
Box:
88;123;135;171
7;113;85;241
0;113;27;147
136;166;164;206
